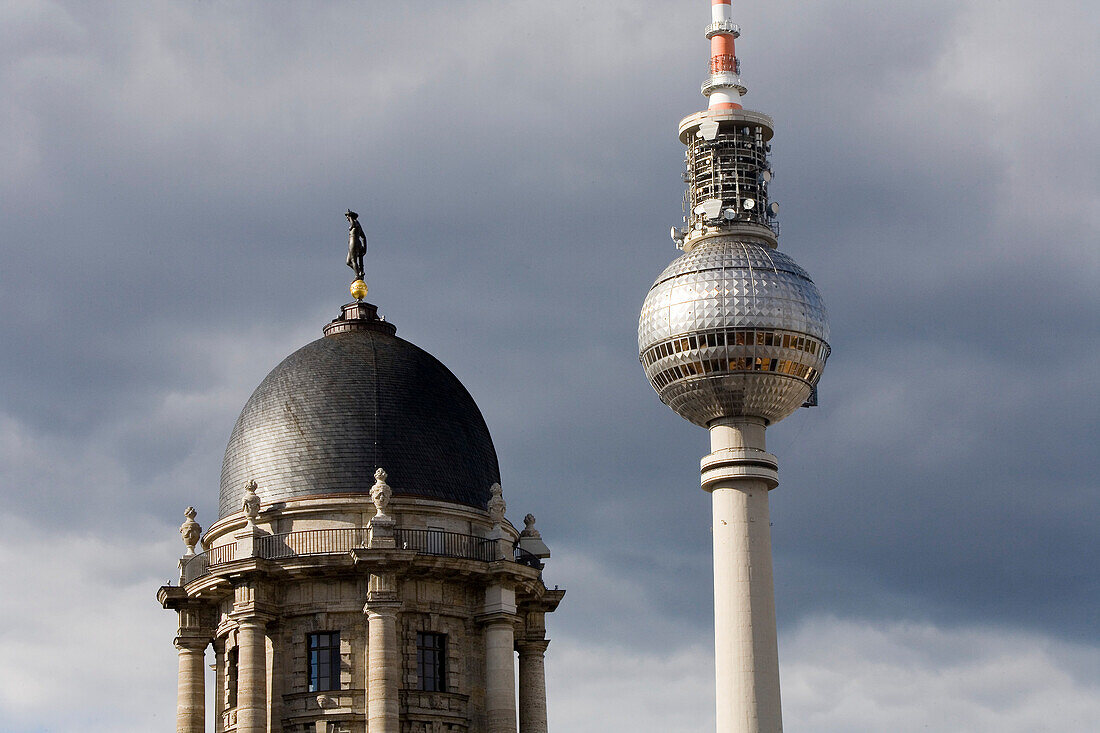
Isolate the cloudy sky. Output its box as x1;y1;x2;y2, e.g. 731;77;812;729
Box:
1;0;1098;730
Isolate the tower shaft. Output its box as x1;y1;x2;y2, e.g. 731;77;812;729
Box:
704;418;782;732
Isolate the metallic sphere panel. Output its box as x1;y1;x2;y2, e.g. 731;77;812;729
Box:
639;237;829;348
638;236;830;426
661;372;813;427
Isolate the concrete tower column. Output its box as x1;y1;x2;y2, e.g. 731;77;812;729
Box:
704;417;782;733
174;637;207;733
235;618;269;733
517;639;550;733
366;605;401;733
485;618;518;733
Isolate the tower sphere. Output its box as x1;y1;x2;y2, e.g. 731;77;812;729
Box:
638;236;830;426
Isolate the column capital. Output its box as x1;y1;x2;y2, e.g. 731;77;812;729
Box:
363;601;402;616
173;635;211;652
477;611;518;627
516;638;550;655
229;578;277;617
364;570;401;607
482;582;517;616
228;611;275;627
174;602;216;651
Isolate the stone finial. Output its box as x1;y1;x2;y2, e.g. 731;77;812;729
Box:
521;513;541;538
371;468;392;518
487;482;506;526
242;480;261;525
180;506;201;556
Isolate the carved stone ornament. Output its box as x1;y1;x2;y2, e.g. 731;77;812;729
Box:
371;467;392;517
180;506;201;555
487;482;506;526
242;480;261;523
316;693;336;709
521;513;541;538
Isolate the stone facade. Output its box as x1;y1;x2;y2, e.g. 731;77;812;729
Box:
159;494;563;733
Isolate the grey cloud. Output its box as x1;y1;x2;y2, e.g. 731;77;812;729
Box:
0;0;1098;728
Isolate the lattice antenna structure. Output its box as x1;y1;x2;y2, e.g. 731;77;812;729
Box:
671;0;781;253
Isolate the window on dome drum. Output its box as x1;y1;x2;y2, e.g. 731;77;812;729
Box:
308;632;341;692
227;647;239;709
416;632;447;692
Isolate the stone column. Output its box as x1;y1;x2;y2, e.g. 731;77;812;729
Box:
517;639;550;733
704;417;782;733
485;618;518;733
174;637;207;733
366;605;401;733
235;618;269;733
212;638;225;733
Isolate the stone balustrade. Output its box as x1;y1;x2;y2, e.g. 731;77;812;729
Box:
182;528;533;584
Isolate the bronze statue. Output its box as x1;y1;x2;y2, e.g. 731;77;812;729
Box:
346;209;366;281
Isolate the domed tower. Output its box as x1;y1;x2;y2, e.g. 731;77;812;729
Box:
160;282;563;733
638;2;829;731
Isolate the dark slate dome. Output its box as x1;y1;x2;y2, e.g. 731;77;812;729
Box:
218;302;500;518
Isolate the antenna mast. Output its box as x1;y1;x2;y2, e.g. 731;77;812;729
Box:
703;0;747;111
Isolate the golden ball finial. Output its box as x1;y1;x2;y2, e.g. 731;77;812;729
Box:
350;280;368;300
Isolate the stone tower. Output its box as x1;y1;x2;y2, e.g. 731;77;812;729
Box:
160;300;563;733
637;1;830;731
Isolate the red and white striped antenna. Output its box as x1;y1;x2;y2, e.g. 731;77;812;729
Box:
702;0;747;111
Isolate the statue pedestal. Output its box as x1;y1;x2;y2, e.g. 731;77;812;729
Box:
235;522;263;559
368;514;395;549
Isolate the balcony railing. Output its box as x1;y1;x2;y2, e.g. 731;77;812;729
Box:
257;528;367;559
513;546;543;570
181;553;209;583
181;527;527;584
395;528;497;562
208;543;236;565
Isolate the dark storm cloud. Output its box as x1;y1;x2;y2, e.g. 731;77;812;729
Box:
1;3;1098;727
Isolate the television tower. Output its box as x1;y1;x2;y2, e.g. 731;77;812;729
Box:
637;2;830;731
